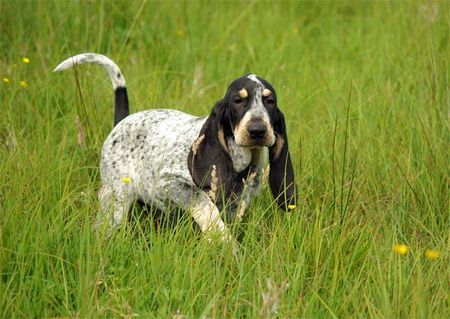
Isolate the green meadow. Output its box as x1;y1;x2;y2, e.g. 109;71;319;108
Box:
0;1;448;317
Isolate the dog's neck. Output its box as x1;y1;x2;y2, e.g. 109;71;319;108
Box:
227;138;267;173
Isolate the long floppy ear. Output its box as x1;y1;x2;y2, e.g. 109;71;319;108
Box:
269;109;297;210
188;99;233;201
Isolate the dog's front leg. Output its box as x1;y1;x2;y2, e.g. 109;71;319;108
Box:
156;180;231;243
235;167;262;223
190;191;232;243
235;172;257;222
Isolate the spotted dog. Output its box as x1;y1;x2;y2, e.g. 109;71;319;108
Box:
54;53;296;241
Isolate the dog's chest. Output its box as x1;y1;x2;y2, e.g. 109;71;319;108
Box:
227;138;252;172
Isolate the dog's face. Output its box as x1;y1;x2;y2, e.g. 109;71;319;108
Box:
188;73;296;211
223;74;277;147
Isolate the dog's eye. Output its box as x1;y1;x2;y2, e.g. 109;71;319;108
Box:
266;98;275;105
234;97;244;104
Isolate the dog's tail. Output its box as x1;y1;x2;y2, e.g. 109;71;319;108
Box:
54;53;129;126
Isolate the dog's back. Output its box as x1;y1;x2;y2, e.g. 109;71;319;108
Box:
100;109;206;206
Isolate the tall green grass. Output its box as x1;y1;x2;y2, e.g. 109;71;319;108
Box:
0;1;448;317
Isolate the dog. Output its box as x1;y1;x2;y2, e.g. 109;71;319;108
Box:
54;53;296;241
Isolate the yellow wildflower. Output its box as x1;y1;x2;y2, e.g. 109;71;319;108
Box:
393;244;409;255
425;249;440;260
22;57;30;64
122;176;132;183
3;77;10;84
287;204;297;211
19;80;28;88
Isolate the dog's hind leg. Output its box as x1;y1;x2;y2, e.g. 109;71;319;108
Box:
96;184;135;232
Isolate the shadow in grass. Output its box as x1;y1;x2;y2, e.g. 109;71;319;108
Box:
127;200;199;236
125;200;259;244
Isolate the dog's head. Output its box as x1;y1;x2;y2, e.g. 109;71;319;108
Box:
221;74;276;147
188;74;296;210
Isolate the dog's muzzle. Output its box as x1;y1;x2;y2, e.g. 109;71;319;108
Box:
234;111;276;147
244;120;275;147
247;121;267;140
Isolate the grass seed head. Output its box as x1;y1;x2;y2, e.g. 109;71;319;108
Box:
260;278;289;318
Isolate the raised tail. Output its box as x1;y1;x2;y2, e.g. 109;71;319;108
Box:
54;53;130;126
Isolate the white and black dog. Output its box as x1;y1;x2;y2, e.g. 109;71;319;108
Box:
55;53;296;241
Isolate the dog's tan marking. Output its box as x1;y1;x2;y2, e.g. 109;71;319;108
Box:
208;165;218;201
272;136;285;160
239;88;248;98
218;128;229;153
191;134;205;155
262;88;272;97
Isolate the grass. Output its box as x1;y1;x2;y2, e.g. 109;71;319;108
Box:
0;1;448;317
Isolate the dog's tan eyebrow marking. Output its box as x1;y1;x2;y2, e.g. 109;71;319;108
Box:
262;89;272;97
239;88;248;98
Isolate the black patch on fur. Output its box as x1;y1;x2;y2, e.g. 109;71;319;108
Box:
188;99;235;202
114;87;130;126
268;109;297;210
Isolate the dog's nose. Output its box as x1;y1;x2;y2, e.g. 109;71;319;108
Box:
248;123;267;139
